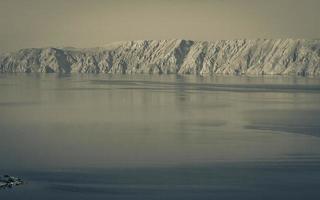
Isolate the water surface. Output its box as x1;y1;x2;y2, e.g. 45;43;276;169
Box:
1;74;320;199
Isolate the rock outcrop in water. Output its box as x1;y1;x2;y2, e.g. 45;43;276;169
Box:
1;39;319;75
0;175;24;189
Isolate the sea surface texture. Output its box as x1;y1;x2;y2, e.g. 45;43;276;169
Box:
0;74;320;199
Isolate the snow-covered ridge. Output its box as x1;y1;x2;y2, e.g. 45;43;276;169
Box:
1;39;319;75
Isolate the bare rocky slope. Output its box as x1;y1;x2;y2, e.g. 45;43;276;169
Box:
1;39;319;75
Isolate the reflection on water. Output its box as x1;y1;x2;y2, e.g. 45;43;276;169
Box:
0;74;320;199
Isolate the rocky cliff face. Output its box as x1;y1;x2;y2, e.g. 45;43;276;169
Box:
1;39;320;75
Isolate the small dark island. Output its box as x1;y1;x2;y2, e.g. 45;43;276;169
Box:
0;175;24;189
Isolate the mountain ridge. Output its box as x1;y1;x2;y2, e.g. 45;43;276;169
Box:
1;39;319;76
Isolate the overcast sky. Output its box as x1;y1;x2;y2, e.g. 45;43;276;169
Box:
0;0;319;53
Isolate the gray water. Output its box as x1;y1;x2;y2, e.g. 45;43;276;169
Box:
1;74;320;200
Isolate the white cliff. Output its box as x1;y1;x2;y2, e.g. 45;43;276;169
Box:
1;39;319;76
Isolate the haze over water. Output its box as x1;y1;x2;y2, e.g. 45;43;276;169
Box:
1;74;320;199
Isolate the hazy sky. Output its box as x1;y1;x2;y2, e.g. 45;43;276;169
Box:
0;0;319;53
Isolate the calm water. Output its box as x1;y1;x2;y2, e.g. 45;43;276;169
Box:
1;74;320;199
